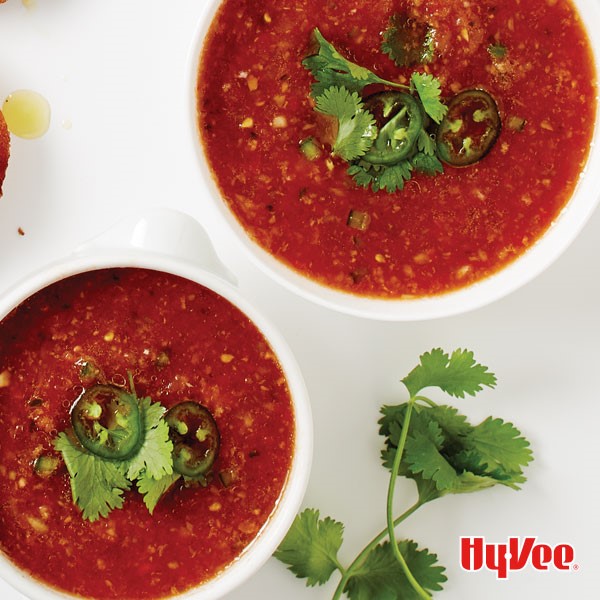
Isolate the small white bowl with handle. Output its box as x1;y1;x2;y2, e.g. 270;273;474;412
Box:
0;208;313;600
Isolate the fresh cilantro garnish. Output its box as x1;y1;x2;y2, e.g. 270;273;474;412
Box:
275;509;344;586
349;160;414;193
410;73;447;125
348;152;442;193
54;432;131;522
54;377;179;522
303;29;394;97
125;396;173;481
137;471;181;515
346;162;378;190
401;348;497;398
304;29;446;124
410;153;443;176
381;12;436;67
275;348;533;600
467;417;533;479
416;130;436;155
276;510;446;599
378;161;414;192
345;541;446;600
302;28;448;194
315;87;377;161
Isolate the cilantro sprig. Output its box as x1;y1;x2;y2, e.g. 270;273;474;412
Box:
304;29;400;97
275;348;533;600
314;86;377;161
53;376;177;522
302;28;447;193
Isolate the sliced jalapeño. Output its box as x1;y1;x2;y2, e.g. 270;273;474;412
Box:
361;91;423;166
165;401;220;478
71;384;142;460
436;89;501;167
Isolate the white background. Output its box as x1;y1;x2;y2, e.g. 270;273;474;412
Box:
0;1;599;599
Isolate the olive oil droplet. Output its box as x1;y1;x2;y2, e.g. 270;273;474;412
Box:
2;90;50;139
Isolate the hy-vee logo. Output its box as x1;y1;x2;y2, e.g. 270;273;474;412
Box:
460;536;578;579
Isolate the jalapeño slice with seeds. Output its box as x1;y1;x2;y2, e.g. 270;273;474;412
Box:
436;89;501;167
361;91;423;166
71;384;142;460
165;401;220;478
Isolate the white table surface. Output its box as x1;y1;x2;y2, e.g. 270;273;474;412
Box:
0;1;598;599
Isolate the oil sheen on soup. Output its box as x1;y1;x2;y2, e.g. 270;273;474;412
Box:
0;268;295;599
198;0;596;298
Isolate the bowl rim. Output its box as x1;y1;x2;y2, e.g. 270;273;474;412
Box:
0;250;313;600
186;0;600;321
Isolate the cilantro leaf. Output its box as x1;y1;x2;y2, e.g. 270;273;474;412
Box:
348;144;442;192
416;129;436;155
450;445;528;493
411;152;443;176
380;404;471;469
381;13;436;68
315;85;363;121
347;162;377;189
274;508;344;586
304;29;393;97
413;131;444;175
348;161;413;193
382;406;464;494
125;396;173;481
137;471;181;514
450;448;523;489
315;86;377;160
402;348;497;399
345;540;446;600
410;73;447;124
404;433;461;492
378;161;414;192
54;432;131;522
451;470;512;494
380;400;532;499
425;404;473;440
468;417;533;477
303;54;364;97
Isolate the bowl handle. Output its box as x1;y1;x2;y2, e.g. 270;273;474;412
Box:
75;208;237;285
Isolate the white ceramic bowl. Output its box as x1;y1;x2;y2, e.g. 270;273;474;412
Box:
0;209;313;600
187;0;600;321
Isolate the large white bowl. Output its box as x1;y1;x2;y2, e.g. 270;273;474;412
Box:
187;0;600;321
0;209;313;600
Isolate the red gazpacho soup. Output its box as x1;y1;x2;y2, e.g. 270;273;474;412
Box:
198;0;596;298
0;268;295;599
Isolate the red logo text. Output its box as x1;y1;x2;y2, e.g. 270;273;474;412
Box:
460;536;576;579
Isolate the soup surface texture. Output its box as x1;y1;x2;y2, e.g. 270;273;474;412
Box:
198;0;596;298
0;268;294;599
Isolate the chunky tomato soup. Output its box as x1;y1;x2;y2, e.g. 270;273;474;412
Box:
0;268;294;599
198;0;596;298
